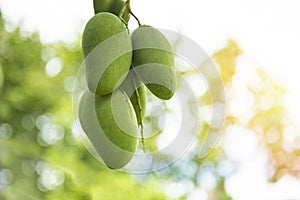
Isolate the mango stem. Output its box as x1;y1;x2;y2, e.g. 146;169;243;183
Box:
132;76;146;153
129;11;141;26
119;0;141;27
118;0;131;28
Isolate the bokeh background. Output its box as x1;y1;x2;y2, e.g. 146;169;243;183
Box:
1;0;300;199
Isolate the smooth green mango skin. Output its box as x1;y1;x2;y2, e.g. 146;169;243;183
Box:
120;71;147;125
93;0;130;22
82;13;132;95
131;25;176;100
93;0;111;13
79;90;138;169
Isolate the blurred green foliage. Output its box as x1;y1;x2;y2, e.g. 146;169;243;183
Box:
7;7;294;198
2;0;300;196
0;13;167;200
0;9;235;198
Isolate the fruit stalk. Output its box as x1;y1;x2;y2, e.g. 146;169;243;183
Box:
129;10;141;26
119;0;141;26
118;0;130;19
132;75;146;152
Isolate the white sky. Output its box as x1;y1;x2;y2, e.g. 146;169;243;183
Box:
0;0;300;199
0;0;299;92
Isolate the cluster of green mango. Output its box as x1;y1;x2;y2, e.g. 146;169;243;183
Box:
79;0;176;169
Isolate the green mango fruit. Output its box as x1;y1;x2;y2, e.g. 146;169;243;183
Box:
131;25;176;100
82;12;132;95
79;89;138;169
120;70;147;125
93;0;130;22
93;0;111;13
111;0;130;22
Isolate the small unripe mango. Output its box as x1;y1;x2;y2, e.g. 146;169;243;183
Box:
120;70;147;125
93;0;130;22
82;12;132;95
111;0;130;22
131;25;176;100
93;0;111;14
79;89;138;169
